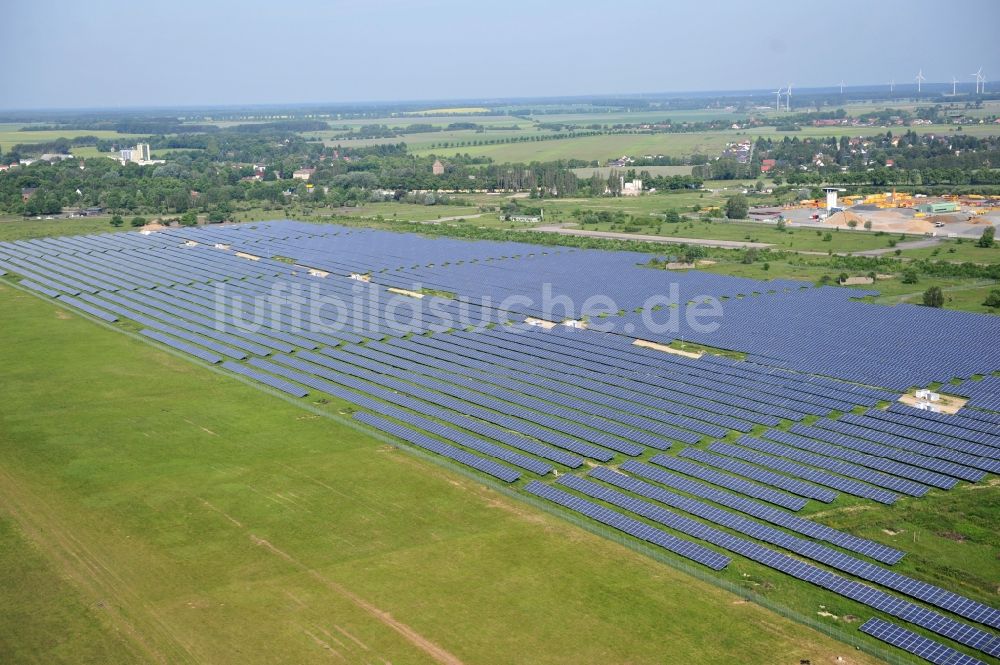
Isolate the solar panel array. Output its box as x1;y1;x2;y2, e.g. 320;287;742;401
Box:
4;220;999;665
5;219;999;388
588;467;996;626
949;377;1000;412
524;480;731;570
545;473;1000;657
357;412;521;483
859;618;986;665
618;460;895;558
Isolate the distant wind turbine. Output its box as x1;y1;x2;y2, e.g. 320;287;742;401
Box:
839;80;845;94
785;83;792;111
889;79;895;94
915;69;926;93
952;76;958;96
774;87;784;112
972;67;985;94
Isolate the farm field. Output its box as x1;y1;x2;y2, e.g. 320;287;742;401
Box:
0;126;144;153
0;280;889;665
0;215;122;241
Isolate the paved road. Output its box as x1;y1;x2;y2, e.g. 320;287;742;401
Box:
850;238;941;256
527;225;773;249
417;213;485;224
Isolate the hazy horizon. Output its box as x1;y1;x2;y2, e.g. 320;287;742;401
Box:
4;0;1000;111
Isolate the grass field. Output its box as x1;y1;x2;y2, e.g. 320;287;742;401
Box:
0;126;144;153
898;238;1000;263
0;280;893;665
0;216;125;242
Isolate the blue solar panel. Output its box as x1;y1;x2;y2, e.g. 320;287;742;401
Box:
587;467;997;623
54;295;119;323
260;353;584;469
140;329;223;364
649;453;808;510
802;421;984;482
736;435;929;497
523;480;730;570
882;404;1000;448
308;348;629;459
768;427;958;490
709;440;899;504
221;360;308;397
352;402;553;476
853;410;1000;460
356;412;520;482
546;473;1000;656
859;617;986;665
816;418;990;479
678;447;838;502
19;279;59;297
618;460;902;564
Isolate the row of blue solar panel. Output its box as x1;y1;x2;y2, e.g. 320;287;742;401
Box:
535;476;999;657
290;349;613;461
588;467;996;627
524;481;731;570
678;447;839;502
397;333;751;433
734;435;928;496
482;325;875;415
411;331;783;428
357;413;521;483
244;354;579;472
859;617;985;665
710;440;900;504
828;416;1000;474
343;341;694;447
888;402;1000;438
620;460;898;562
763;428;957;490
794;422;984;482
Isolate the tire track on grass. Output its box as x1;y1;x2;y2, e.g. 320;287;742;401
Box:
198;495;464;665
0;467;200;664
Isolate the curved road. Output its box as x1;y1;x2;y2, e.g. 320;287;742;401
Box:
527;225;773;249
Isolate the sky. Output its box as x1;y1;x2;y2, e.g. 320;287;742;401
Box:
4;0;999;110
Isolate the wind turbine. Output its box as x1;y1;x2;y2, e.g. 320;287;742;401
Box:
972;67;984;94
785;83;792;111
774;86;784;112
889;79;895;94
915;69;926;93
839;80;845;94
952;76;958;96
